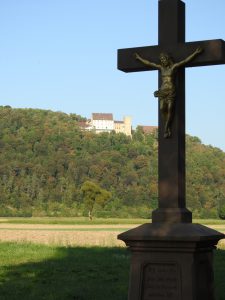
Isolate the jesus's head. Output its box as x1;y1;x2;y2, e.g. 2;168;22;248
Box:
159;53;173;67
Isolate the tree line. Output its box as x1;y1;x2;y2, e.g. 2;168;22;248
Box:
0;106;224;218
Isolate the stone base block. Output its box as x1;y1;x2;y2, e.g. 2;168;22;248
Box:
152;208;192;223
118;223;224;300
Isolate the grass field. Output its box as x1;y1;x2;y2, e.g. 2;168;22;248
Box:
1;216;225;225
0;217;225;226
0;218;224;299
0;242;224;300
0;217;146;225
0;243;129;300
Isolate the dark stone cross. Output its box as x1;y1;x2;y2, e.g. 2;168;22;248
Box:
118;0;225;224
117;1;225;299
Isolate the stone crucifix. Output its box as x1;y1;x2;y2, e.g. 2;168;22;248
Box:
117;1;225;299
118;0;225;223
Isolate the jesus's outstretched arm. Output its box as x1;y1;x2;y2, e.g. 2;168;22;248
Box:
134;53;161;69
173;47;203;69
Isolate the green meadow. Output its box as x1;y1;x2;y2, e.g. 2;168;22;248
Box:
0;243;129;300
1;217;225;225
0;242;224;300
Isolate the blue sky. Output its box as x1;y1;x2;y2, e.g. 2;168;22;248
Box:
0;0;225;151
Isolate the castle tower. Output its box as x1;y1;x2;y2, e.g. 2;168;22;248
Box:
123;116;132;136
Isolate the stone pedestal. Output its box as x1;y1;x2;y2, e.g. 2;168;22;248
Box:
118;223;224;300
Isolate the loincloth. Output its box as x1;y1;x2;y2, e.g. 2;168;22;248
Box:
154;88;175;102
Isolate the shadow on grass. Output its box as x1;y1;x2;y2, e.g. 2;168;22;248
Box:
0;245;224;300
0;246;130;300
214;249;225;300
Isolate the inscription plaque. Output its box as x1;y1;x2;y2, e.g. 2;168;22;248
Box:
141;263;180;300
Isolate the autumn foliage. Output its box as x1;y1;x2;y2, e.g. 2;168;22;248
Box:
0;106;224;218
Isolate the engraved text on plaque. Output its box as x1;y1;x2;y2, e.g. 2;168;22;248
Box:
141;263;180;300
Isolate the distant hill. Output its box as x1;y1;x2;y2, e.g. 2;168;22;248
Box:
0;106;224;218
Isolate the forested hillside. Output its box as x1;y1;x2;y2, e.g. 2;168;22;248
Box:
0;106;224;218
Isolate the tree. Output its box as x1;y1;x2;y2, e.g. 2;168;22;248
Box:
81;181;112;220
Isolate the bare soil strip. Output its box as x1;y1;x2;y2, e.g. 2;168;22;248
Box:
0;230;125;247
0;224;224;247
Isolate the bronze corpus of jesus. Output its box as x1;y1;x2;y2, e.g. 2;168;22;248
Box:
134;47;203;138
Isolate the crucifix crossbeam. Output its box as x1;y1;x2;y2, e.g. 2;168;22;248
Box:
117;0;225;223
118;39;225;72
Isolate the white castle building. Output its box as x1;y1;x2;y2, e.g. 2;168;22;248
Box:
92;113;114;133
80;113;132;136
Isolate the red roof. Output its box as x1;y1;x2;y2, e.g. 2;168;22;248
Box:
138;125;158;134
92;113;113;121
78;121;91;128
